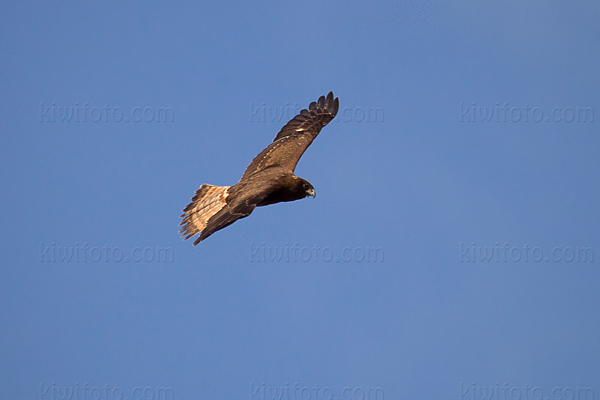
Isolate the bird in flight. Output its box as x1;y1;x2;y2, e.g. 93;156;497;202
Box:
180;91;340;244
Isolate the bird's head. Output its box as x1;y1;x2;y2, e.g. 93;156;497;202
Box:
296;177;316;198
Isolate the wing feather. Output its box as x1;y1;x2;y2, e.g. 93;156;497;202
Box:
241;91;339;179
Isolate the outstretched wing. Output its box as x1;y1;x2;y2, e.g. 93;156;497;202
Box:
241;91;339;180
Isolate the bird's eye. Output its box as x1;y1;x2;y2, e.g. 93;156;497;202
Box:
303;183;309;189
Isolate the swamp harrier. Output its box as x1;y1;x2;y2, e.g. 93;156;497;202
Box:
180;91;339;244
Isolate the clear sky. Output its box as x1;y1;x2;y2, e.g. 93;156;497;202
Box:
1;1;599;399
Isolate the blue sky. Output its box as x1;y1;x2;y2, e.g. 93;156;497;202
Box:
1;1;599;399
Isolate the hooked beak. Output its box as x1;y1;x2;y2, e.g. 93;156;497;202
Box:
307;187;316;198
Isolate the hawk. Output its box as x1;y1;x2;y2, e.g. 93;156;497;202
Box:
180;91;340;244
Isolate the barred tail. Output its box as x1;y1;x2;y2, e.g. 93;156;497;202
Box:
179;184;230;245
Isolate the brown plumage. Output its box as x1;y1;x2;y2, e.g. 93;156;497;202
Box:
180;91;339;244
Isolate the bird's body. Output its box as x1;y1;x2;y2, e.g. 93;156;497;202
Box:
180;92;339;244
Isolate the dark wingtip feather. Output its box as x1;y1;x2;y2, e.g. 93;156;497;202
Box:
332;96;339;117
317;95;326;109
323;91;339;117
270;91;340;143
